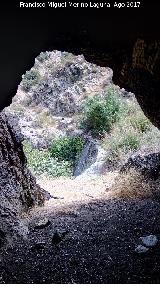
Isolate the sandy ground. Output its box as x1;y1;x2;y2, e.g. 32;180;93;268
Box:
34;172;119;216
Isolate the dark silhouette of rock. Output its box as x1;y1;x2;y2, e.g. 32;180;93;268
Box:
31;242;46;252
0;113;46;244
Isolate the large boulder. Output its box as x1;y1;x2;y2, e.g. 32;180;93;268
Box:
120;152;160;180
0;113;46;246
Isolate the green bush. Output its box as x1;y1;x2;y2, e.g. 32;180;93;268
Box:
21;69;40;92
23;140;72;177
50;136;85;166
81;90;123;137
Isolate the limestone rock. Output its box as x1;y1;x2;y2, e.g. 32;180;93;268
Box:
74;136;107;177
120;152;160;180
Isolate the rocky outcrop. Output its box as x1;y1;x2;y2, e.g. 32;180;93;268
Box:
5;51;113;149
120;152;160;180
0;113;46;246
1;3;160;129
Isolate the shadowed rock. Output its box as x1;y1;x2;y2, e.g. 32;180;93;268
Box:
0;113;47;244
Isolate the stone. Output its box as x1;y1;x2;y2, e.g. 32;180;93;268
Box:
74;136;107;177
4;51;113;150
135;245;149;254
52;231;63;245
34;218;51;229
52;230;68;245
140;235;158;247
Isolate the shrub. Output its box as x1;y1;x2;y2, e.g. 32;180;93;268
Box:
50;136;85;166
23;140;72;177
81;90;123;137
21;69;40;92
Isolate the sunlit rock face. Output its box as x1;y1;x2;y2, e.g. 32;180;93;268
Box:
4;51;113;149
0;113;46;245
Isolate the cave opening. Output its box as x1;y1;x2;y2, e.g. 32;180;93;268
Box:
3;48;160;205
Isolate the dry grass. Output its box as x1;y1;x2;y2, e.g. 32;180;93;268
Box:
109;169;154;200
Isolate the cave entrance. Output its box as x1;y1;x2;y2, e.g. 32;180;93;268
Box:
4;49;160;204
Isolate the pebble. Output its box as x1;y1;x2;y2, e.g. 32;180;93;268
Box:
140;235;158;247
135;245;149;254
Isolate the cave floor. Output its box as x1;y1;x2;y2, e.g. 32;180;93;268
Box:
1;174;160;284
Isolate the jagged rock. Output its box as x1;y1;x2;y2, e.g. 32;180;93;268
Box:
0;113;46;245
4;51;113;149
140;235;158;247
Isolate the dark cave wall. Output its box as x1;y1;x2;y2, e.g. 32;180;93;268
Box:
0;113;45;242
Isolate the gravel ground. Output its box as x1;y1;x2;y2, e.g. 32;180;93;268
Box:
1;174;160;284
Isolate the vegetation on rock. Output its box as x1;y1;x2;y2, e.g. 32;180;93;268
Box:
21;69;41;92
80;89;124;137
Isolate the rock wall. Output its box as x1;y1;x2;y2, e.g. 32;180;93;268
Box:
0;113;46;246
82;39;160;129
119;39;160;129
